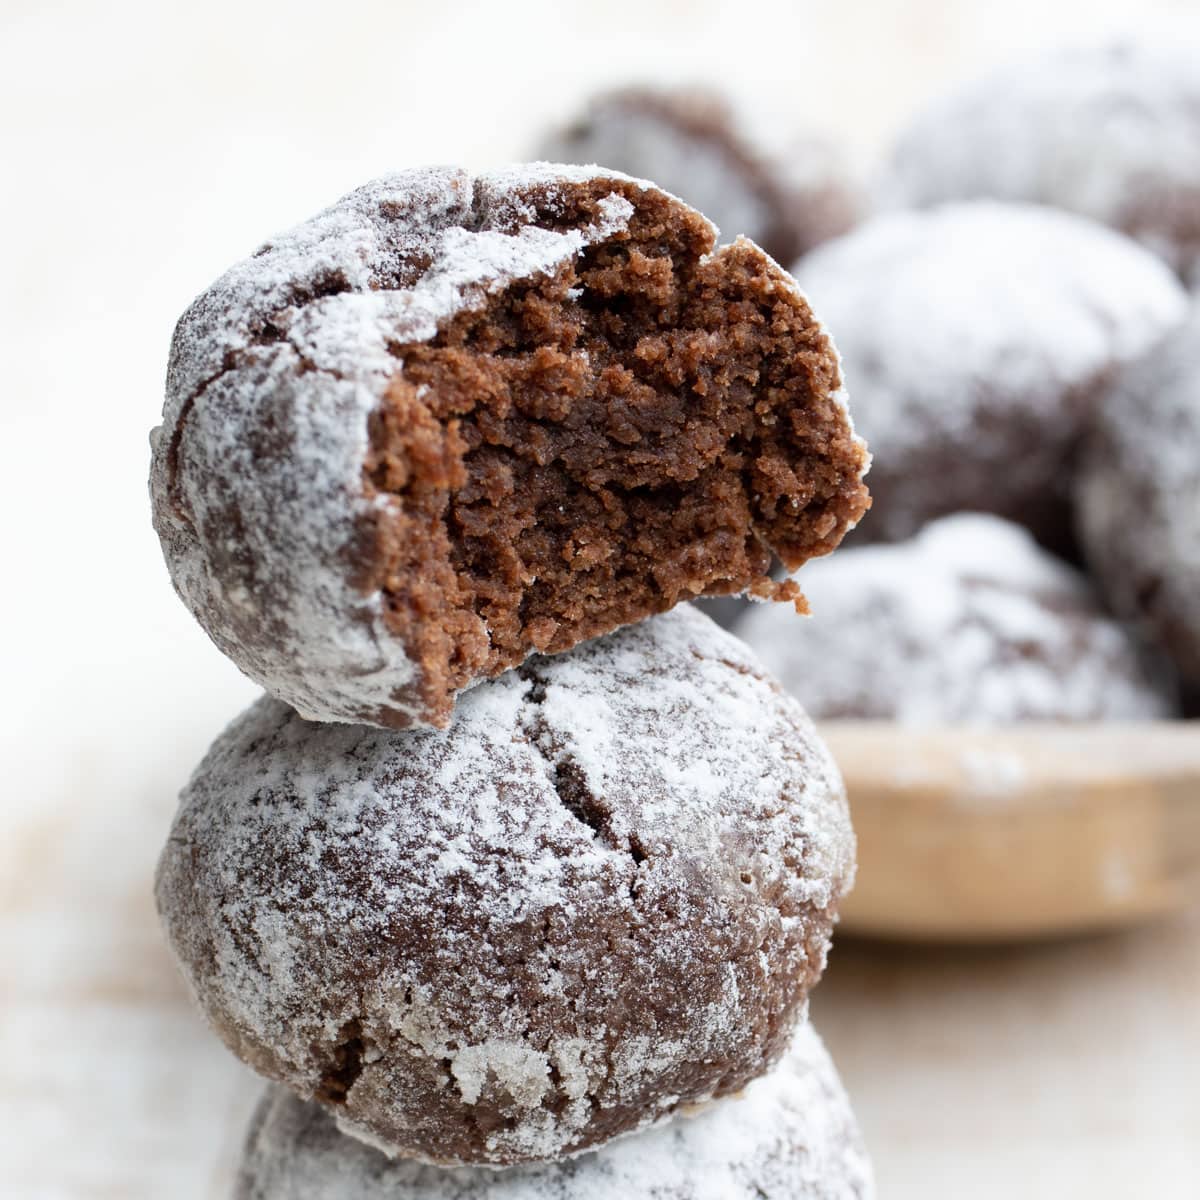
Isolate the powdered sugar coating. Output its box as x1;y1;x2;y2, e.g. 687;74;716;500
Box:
795;202;1187;543
879;43;1200;283
1077;301;1200;686
538;87;859;266
156;606;854;1166
233;1022;873;1200
737;515;1175;724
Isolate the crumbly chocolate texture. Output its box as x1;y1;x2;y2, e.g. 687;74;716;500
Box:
155;607;855;1167
539;87;859;266
150;165;869;729
1077;302;1200;689
880;43;1200;285
233;1023;874;1200
738;514;1177;724
795;202;1185;549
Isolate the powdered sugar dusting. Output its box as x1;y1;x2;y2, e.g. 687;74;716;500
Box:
1078;300;1200;683
235;1022;874;1199
150;165;648;728
794;202;1186;540
156;606;855;1165
737;514;1175;724
879;42;1200;282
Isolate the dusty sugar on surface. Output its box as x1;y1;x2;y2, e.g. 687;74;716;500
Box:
879;42;1200;281
737;514;1176;724
795;202;1186;542
234;1021;874;1200
156;606;855;1165
798;204;1186;458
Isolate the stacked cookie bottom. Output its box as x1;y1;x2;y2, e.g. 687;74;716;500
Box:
235;1023;871;1200
155;607;872;1197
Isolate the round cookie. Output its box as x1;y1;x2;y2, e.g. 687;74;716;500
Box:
233;1023;874;1200
1077;302;1200;690
150;164;869;731
737;514;1176;724
795;202;1186;546
538;86;860;266
879;43;1200;283
156;606;855;1166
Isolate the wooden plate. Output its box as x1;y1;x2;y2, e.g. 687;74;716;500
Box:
822;722;1200;941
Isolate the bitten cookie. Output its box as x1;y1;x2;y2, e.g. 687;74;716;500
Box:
538;86;860;265
737;514;1176;723
795;202;1185;547
1077;302;1200;690
150;165;869;730
233;1023;874;1200
156;607;855;1166
879;43;1200;283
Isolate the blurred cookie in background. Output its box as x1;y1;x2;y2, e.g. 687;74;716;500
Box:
737;514;1177;725
878;43;1200;285
537;85;860;264
794;203;1187;550
1077;301;1200;700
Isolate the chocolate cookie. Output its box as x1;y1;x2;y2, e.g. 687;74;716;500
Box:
880;43;1200;283
233;1023;874;1200
795;202;1185;547
149;165;868;730
156;607;855;1166
538;87;860;266
737;515;1176;724
1077;302;1200;691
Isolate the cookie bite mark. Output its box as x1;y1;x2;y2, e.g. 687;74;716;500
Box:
151;166;866;730
363;177;867;725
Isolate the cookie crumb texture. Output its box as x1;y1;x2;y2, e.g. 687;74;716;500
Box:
234;1024;874;1200
155;608;855;1166
738;515;1177;723
150;165;868;729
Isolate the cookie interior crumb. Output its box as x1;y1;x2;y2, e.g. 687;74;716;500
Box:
364;182;867;723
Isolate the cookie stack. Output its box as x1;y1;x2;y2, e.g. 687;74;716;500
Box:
149;165;873;1198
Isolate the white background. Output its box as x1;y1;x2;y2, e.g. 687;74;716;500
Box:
2;1;1199;1196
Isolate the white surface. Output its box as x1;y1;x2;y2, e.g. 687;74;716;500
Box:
3;1;1200;1197
814;913;1200;1196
